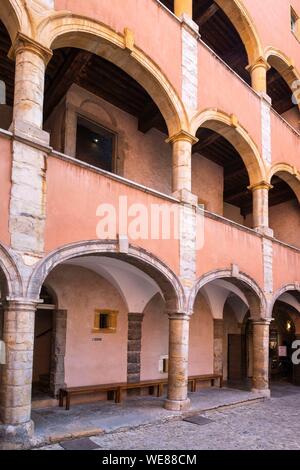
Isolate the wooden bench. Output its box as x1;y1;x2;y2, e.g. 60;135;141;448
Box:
188;374;223;392
59;382;126;410
59;374;223;410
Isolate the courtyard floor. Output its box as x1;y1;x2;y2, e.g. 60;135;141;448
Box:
33;383;300;450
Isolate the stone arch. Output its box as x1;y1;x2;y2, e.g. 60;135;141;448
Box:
268;163;300;203
270;283;300;316
27;240;185;313
35;13;189;137
265;47;300;101
188;268;267;319
190;109;266;186
0;0;31;41
215;0;263;65
0;242;22;299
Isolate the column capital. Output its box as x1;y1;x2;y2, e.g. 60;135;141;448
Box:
248;180;273;192
246;56;271;74
166;130;198;145
8;32;53;65
166;311;191;321
251;318;272;326
4;298;40;311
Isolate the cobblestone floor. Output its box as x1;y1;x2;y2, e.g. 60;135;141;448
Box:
37;383;300;450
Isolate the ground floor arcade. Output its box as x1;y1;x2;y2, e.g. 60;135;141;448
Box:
1;247;300;448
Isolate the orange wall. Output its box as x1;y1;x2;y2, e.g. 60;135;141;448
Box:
45;155;180;274
243;0;300;73
273;242;300;292
54;0;182;97
198;215;264;288
271;110;300;167
270;200;300;249
192;153;224;214
0;135;11;245
198;42;262;151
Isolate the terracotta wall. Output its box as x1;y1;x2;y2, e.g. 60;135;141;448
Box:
270;200;300;248
0;135;11;245
273;242;300;292
192;154;223;214
243;0;300;73
46;265;128;387
271;110;300;168
198;42;262;151
45;155;180;273
198;215;264;288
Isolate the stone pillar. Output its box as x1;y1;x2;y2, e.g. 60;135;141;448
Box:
0;299;37;449
251;319;271;397
213;319;223;376
8;34;52;256
127;313;144;383
165;313;190;411
50;310;67;397
174;0;193;18
249;181;272;233
247;57;270;94
167;131;198;198
11;33;52;128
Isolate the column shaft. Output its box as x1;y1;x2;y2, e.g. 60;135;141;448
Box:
0;300;37;449
165;313;190;411
252;320;271;397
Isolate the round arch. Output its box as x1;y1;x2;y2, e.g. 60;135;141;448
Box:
268;163;300;203
265;47;300;100
0;0;31;41
0;242;22;299
270;283;300;316
27;240;185;313
188;269;267;319
35;13;188;138
215;0;263;65
190;109;266;186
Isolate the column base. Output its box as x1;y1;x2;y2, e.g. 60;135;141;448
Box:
0;420;34;450
164;398;191;411
251;388;271;398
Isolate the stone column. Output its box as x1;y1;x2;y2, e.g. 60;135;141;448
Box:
50;310;67;397
127;313;144;383
165;313;190;411
213;319;223;376
246;57;270;94
0;299;37;449
252;319;271;397
249;181;272;233
11;33;52;128
167;131;198;198
8;34;52;256
174;0;193;18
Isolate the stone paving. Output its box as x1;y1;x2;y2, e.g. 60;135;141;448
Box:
36;383;300;450
31;386;262;447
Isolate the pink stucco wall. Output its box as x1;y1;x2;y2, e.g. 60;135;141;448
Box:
192;154;224;214
54;0;182;97
271;111;300;167
0;135;11;245
198;42;262;151
47;265;128;387
45;155;180;274
198;215;264;288
243;0;300;73
273;242;300;292
270;200;300;249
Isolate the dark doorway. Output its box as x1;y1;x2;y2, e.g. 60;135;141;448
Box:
32;309;53;396
228;334;246;380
